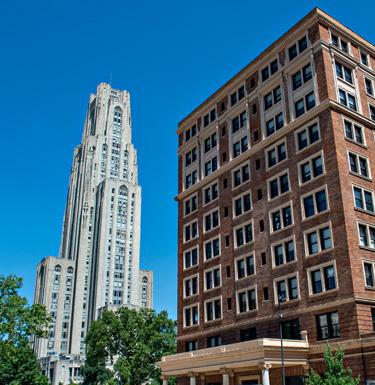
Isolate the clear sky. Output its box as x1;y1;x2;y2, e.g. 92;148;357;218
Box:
0;0;374;320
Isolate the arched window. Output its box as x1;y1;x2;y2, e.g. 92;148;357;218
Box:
119;185;128;196
142;277;148;284
55;265;61;272
114;107;122;125
67;267;73;274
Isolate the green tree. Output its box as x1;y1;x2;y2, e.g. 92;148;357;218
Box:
82;307;176;385
306;345;360;385
0;274;50;385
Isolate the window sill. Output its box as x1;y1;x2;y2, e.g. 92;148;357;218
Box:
349;171;372;182
272;259;297;270
299;172;325;187
305;247;334;258
308;288;339;298
270;224;294;236
354;207;375;217
302;209;330;223
344;137;367;149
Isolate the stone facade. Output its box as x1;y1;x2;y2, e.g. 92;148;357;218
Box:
161;7;375;385
33;83;153;385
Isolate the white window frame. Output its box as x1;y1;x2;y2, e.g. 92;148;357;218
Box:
342;116;366;146
360;49;371;68
204;296;222;323
338;88;358;111
273;272;300;304
300;184;330;220
183;193;198;217
298;150;325;186
204;155;219;177
185;146;198;168
203;235;221;261
295;118;321;153
232;161;251;190
269;201;294;234
303;222;334;257
287;34;308;62
335;61;354;86
236;285;258;314
267;169;291;200
203;208;220;234
183;246;199;270
330;31;351;55
183;219;198;243
234;253;256;280
204;265;221;291
232;190;252;218
203;131;218;154
183;303;200;328
347;150;371;180
307;260;338;297
271;235;297;268
233;220;254;249
265;138;288;170
362;260;375;289
203;179;219;206
183;273;199;298
352;184;375;214
357;221;375;251
369;103;375;122
365;77;374;97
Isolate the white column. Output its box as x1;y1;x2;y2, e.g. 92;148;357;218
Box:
262;364;271;385
223;372;230;385
190;374;197;385
162;379;168;385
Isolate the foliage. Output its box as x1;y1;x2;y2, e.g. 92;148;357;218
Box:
82;307;176;385
0;274;50;385
306;345;360;385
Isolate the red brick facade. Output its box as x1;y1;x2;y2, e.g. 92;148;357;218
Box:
174;8;375;385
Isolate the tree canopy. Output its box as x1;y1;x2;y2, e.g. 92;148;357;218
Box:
82;307;176;385
0;274;50;385
306;345;360;385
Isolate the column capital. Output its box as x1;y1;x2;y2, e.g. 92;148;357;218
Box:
199;374;206;381
259;363;272;370
188;372;198;378
300;330;308;342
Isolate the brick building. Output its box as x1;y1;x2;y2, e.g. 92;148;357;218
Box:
159;7;375;385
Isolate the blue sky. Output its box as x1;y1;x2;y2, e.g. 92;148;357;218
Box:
0;0;374;320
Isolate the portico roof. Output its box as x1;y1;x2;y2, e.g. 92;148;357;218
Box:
159;336;309;376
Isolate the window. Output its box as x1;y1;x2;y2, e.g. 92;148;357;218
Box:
203;108;216;127
268;172;290;199
272;238;296;267
305;224;333;256
185;125;197;142
364;262;374;288
233;136;248;158
185;147;197;166
230;85;245;106
233;163;250;188
184;275;198;297
235;255;255;279
184;194;198;216
233;192;252;217
343;119;364;144
365;78;374;96
264;86;282;110
184;305;199;327
296;121;320;151
370;105;375;122
234;221;254;248
282;319;301;339
204;237;221;260
331;33;349;53
270;203;293;232
184;221;198;242
237;287;257;313
302;188;329;218
309;263;337;295
184;247;198;269
240;327;257;341
185;170;197;189
261;59;279;81
372;308;375;331
348;151;370;178
265;112;284;136
288;36;308;61
186;340;198;351
292;63;313;90
275;275;299;303
204;156;218;176
266;141;287;168
295;92;316;117
353;186;374;213
358;222;375;249
299;153;324;184
316;311;340;340
204;181;218;204
204;210;219;232
360;50;370;67
205;267;221;290
204;133;217;153
335;62;353;84
232;111;247;133
207;335;222;347
205;298;222;321
339;89;357;111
